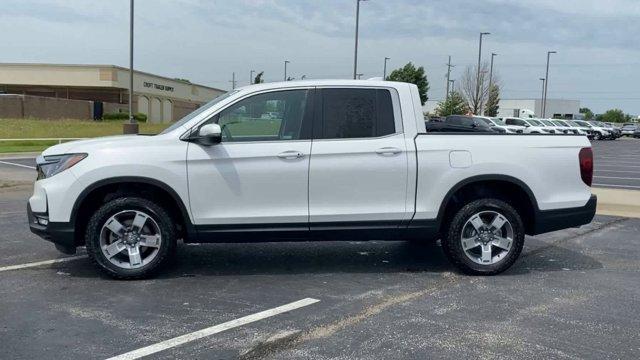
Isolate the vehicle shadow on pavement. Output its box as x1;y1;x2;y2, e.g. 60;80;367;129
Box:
63;238;601;279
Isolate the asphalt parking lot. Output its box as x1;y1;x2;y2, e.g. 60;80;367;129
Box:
1;139;640;359
593;138;640;190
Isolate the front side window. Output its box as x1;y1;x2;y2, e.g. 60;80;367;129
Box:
319;88;395;139
213;89;311;142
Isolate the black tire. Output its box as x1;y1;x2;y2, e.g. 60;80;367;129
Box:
85;197;177;279
441;198;525;275
594;132;602;140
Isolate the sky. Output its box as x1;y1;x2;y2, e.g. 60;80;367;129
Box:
1;0;639;114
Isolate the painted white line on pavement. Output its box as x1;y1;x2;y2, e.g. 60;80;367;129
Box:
0;255;87;272
595;170;640;174
106;297;321;360
594;176;640;180
594;184;640;189
0;160;36;170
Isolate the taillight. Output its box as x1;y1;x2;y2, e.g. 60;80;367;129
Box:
579;147;593;186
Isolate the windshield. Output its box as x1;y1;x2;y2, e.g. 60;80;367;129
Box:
528;119;543;126
159;91;237;134
541;120;555;126
491;117;507;125
480;118;494;126
575;120;591;127
553;120;566;127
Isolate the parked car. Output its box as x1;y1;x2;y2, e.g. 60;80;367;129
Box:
574;120;611;140
425;115;498;133
503;117;555;134
539;119;569;134
551;120;587;136
600;122;621;139
29;80;596;278
634;127;640;138
620;123;638;136
477;116;521;134
566;120;594;139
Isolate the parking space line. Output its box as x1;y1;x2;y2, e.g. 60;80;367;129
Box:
0;255;87;272
0;160;36;170
594;176;640;180
594;183;640;189
106;297;321;360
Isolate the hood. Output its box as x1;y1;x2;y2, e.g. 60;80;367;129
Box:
41;135;156;156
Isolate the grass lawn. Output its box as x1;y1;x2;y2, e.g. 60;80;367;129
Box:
0;118;170;153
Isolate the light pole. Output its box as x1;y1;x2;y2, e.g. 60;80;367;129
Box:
445;56;454;101
475;32;490;114
356;73;364;80
488;52;497;90
123;0;138;134
250;70;255;85
542;50;556;118
449;79;455;97
539;78;546;117
353;0;368;80
383;57;390;80
284;60;290;81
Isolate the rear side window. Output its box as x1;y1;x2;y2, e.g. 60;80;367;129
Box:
318;88;395;139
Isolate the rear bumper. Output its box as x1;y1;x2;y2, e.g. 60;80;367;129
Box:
27;203;77;254
532;195;597;235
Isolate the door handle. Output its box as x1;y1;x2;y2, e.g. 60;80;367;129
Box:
277;150;304;159
375;147;402;155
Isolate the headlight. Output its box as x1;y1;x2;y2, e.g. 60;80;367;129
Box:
36;153;87;180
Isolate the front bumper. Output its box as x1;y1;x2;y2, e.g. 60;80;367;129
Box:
27;203;77;254
531;195;597;235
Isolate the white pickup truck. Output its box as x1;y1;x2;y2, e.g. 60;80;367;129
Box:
28;80;596;279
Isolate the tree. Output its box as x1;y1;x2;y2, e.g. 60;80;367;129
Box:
599;109;626;123
253;71;264;84
459;63;490;115
484;84;500;117
435;91;468;116
579;107;594;120
386;62;429;105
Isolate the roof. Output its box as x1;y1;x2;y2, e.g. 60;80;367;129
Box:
0;62;224;92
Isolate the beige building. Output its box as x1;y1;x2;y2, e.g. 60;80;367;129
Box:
0;63;225;122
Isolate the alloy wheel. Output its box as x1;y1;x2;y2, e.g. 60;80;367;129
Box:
460;210;514;265
99;210;162;269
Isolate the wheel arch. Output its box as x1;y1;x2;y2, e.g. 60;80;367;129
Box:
435;175;540;236
71;177;195;246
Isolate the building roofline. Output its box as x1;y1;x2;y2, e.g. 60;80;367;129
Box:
0;62;224;92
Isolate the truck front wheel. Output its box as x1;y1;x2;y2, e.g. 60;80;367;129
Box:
442;198;525;275
85;197;177;279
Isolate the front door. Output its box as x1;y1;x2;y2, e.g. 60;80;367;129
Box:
187;88;314;229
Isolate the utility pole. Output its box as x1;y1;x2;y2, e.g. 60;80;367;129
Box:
284;60;290;81
250;70;255;85
123;0;138;134
230;72;236;89
445;56;454;101
353;0;368;80
539;78;546;117
383;57;390;80
356;73;363;80
449;79;455;97
475;32;490;114
543;51;556;118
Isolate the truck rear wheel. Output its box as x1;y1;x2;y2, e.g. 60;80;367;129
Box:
442;198;525;275
85;197;177;279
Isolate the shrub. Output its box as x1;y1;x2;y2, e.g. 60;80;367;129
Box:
102;112;147;122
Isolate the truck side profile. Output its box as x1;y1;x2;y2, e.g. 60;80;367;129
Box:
28;80;596;279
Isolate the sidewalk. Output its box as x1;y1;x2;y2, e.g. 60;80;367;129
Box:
593;187;640;219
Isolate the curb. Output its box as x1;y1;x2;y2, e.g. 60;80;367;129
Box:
593;187;640;219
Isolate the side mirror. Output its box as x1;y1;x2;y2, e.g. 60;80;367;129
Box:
195;123;222;146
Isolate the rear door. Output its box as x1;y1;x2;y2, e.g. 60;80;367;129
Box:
308;87;409;227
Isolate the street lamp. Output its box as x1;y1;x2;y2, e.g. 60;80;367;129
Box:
250;70;255;85
284;60;290;81
543;51;557;118
123;0;138;134
539;78;546;117
383;57;390;80
475;32;490;114
353;0;368;80
488;52;497;90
